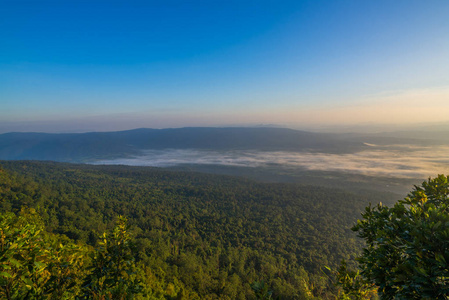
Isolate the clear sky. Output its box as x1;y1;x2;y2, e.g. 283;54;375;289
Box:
1;0;449;132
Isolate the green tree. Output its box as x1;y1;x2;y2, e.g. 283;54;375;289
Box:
251;280;274;299
82;216;142;299
327;261;377;300
0;208;86;299
353;175;449;299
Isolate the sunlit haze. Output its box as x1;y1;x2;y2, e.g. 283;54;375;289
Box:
1;0;449;133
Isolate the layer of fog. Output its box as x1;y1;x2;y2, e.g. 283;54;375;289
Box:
93;145;449;179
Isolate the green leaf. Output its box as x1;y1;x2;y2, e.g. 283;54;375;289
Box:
9;258;22;268
0;272;12;278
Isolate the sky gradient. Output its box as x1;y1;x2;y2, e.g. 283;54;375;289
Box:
1;0;449;132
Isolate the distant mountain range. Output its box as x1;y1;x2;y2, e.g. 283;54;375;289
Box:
1;126;447;163
0;127;367;162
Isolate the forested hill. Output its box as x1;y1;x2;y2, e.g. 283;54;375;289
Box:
0;160;388;298
0;127;364;161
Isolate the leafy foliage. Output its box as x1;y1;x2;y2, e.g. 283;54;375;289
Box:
353;175;449;299
0;208;87;299
0;160;390;298
0;210;148;299
324;261;377;300
251;280;274;299
82;216;142;299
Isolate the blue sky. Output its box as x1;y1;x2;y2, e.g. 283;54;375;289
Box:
1;0;449;132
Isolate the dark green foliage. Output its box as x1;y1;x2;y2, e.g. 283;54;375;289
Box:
251;280;274;299
0;208;87;299
326;261;377;300
0;160;386;298
353;175;449;299
82;216;142;299
0;210;147;299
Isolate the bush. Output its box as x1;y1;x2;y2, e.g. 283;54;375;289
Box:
353;175;449;299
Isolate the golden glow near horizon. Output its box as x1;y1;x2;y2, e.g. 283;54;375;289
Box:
241;86;449;127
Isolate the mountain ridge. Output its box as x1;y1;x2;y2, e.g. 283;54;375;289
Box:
0;127;365;162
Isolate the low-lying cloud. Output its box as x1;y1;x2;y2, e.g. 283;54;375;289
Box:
93;145;449;179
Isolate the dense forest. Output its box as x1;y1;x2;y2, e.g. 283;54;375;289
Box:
0;160;393;299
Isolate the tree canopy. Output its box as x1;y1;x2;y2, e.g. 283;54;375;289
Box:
353;175;449;299
0;160;390;299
